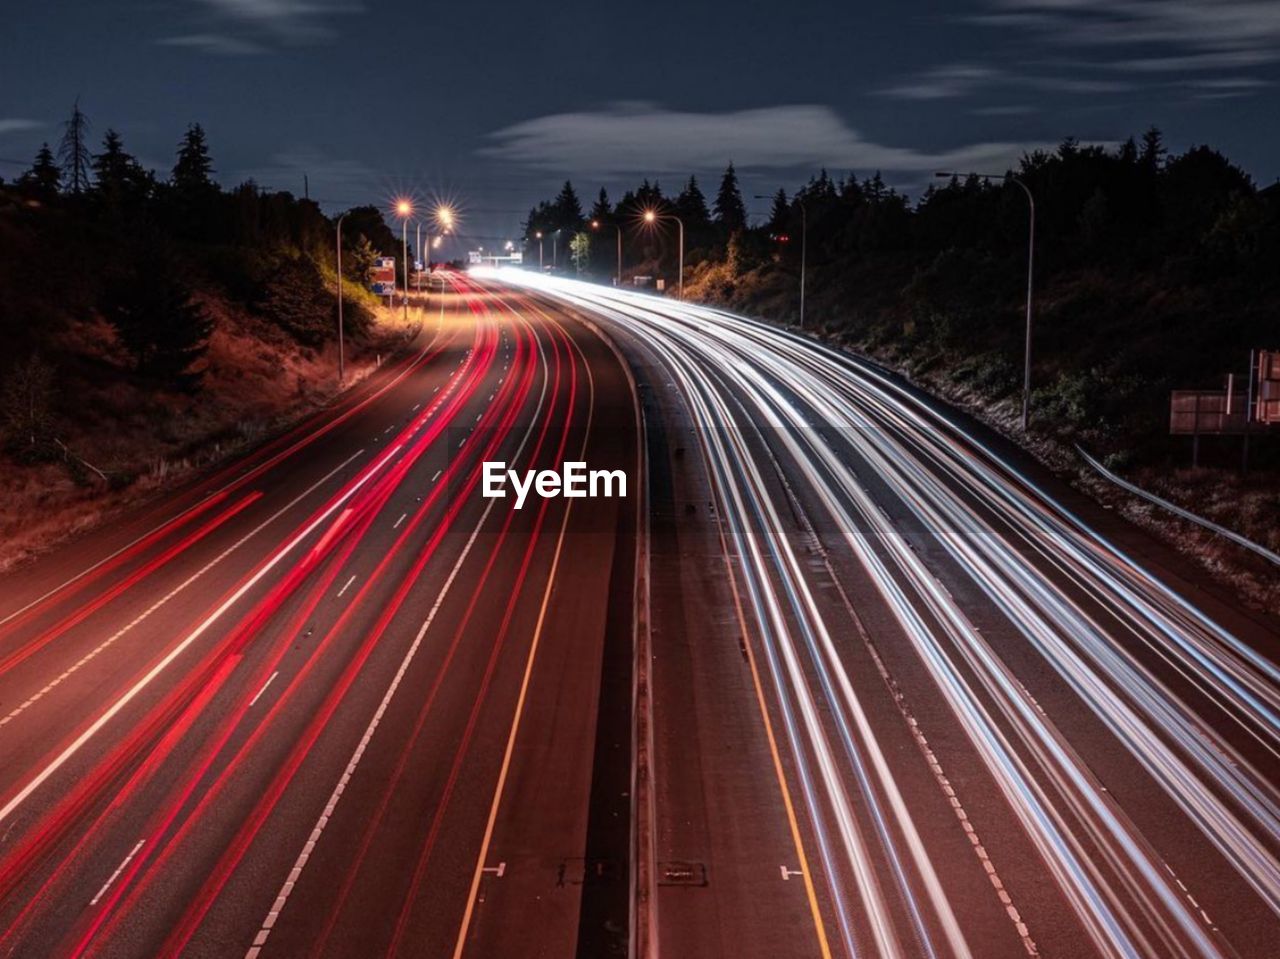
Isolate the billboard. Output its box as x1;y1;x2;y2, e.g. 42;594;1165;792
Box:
371;257;397;296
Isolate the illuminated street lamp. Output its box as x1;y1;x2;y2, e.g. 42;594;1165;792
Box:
755;193;806;329
534;231;544;272
591;218;622;286
395;198;412;321
553;228;562;270
936;171;1036;431
643;208;684;300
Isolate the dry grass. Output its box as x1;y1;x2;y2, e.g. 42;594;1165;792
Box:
0;295;411;572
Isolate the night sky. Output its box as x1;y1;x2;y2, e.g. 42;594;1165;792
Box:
2;0;1278;256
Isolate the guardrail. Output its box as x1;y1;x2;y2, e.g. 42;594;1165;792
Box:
1076;445;1280;568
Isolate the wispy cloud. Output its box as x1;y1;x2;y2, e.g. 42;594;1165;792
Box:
981;0;1280;72
879;64;999;100
0;119;42;136
482;103;1049;177
158;33;264;55
159;0;364;53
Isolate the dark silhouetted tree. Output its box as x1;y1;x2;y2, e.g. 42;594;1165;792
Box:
552;180;584;231
20;144;61;198
714;162;746;233
676;176;711;227
92;129;149;206
59;100;92;195
766;188;789;234
173;123;215;192
590;187;612;222
101;256;212;391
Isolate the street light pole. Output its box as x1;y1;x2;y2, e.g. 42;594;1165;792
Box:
553;229;561;270
335;211;347;386
591;219;623;286
936;171;1036;430
401;217;410;322
415;222;422;293
643;208;684;299
755;194;806;328
535;231;544;272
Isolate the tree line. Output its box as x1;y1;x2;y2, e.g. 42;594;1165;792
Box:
0;103;401;463
522;131;1280;463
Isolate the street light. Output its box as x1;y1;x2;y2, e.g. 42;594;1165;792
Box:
756;194;806;329
591;218;623;286
643;208;684;300
553;228;562;270
534;230;544;272
935;171;1036;431
394;198;412;322
335;211;347;386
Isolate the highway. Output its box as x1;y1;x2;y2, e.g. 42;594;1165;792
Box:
0;277;638;958
492;271;1280;959
1;271;1279;959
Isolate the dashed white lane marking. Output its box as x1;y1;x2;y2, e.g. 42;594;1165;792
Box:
0;455;368;733
249;672;279;707
481;862;506;878
457;438;466;449
0;447;379;825
337;573;358;596
243;498;501;959
475;413;483;423
90;840;144;906
433;386;440;394
392;512;408;530
412;403;421;411
383;425;393;434
431;470;442;483
780;866;803;881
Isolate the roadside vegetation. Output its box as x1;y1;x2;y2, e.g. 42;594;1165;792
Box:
527;131;1280;604
0;104;409;569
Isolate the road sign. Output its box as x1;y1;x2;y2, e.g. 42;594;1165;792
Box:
1258;350;1280;424
371;257;396;296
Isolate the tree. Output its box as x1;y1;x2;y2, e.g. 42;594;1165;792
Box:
173;123;215;192
59;99;92;195
570;231;591;275
101;257;212;391
1;354;58;462
714;162;746;233
1140;127;1165;173
766;188;789;234
553;180;584;231
92;129;148;205
676;176;711;227
19;144;61;198
589;188;612;222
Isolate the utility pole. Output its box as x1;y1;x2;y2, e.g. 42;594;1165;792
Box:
335;212;347;386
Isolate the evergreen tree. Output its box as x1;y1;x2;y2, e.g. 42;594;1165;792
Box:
58;99;92;195
20;143;61;197
766;188;790;234
92;129;148;204
552;180;584;230
714;162;746;233
589;187;612;222
173;123;215;192
676;175;711;226
101;257;212;391
1140;126;1166;172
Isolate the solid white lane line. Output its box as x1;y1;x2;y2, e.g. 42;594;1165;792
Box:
249;672;279;707
0;444;398;827
337;574;358;596
90;840;144;906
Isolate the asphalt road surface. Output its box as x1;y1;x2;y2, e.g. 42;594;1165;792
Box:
2;273;1279;959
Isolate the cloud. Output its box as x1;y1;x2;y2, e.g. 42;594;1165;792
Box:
160;0;363;52
0;119;42;136
481;104;1048;177
879;64;1000;100
982;0;1280;69
158;33;264;55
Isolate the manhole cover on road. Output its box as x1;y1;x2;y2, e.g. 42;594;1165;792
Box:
658;861;708;887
